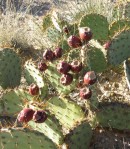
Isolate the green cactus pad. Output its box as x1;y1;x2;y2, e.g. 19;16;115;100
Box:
42;14;52;32
96;102;130;130
65;122;92;149
124;60;130;89
0;128;57;149
85;46;107;72
45;63;78;95
24;61;44;87
109;19;130;37
79;13;109;40
107;29;130;66
0;100;4;114
1;90;26;115
29;115;64;145
46;26;62;45
47;96;84;129
0;48;21;89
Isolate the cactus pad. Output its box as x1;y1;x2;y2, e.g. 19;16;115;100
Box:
29;115;64;145
85;46;107;72
47;96;84;129
1;90;26;115
124;60;130;89
45;63;78;95
0;48;21;89
46;27;62;45
109;19;130;37
96;102;130;130
65;122;92;149
107;29;130;65
0;128;57;149
79;13;109;40
42;14;52;32
24;61;44;88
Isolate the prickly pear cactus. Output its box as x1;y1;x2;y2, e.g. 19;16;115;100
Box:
83;45;107;72
47;96;85;129
0;48;21;89
0;128;57;149
1;89;32;115
24;60;48;98
107;28;130;65
79;13;109;40
45;63;78;95
65;122;92;149
29;115;64;145
95;102;130;130
42;14;52;32
109;19;130;37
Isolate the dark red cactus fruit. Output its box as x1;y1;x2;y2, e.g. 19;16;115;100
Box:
57;61;71;74
67;35;82;48
84;71;97;85
43;49;55;61
17;108;35;123
63;26;69;34
38;61;48;72
60;73;73;86
103;41;111;49
80;87;92;99
79;27;92;42
70;60;82;73
29;83;39;95
33;110;47;123
54;47;62;58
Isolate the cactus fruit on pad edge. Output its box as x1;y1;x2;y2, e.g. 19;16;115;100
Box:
45;63;78;95
29;115;64;145
0;89;32;115
0;48;21;89
0;128;57;149
107;29;130;66
95;102;130;130
47;96;85;129
24;61;48;98
79;13;109;41
65;122;92;149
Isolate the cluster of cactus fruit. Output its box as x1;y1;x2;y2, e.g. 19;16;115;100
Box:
0;1;130;148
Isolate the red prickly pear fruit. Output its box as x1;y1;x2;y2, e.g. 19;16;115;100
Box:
70;60;82;73
63;26;69;34
29;83;39;95
57;61;71;74
84;71;97;85
17;108;35;123
80;87;92;99
79;27;92;42
67;35;82;48
54;47;62;58
103;41;111;49
33;110;47;123
38;61;48;72
43;49;55;61
60;73;73;86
